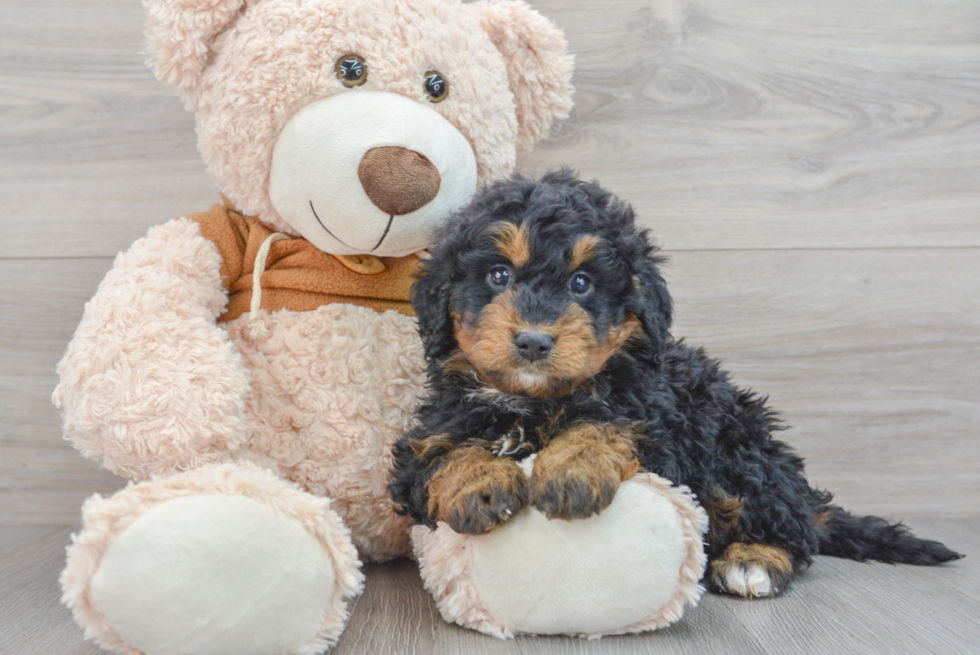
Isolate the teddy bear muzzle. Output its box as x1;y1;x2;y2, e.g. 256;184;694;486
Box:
268;90;478;258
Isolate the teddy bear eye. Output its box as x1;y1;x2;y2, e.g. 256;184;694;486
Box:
336;55;367;87
424;71;449;103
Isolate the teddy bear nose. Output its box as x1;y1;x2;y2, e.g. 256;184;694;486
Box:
358;146;442;216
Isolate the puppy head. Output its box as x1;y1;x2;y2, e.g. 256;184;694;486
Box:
414;168;672;398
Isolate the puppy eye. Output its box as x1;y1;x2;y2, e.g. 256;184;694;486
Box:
336;55;367;87
569;272;593;296
487;265;512;290
424;71;449;102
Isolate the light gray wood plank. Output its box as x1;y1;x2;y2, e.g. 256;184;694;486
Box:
522;0;980;250
0;0;219;260
1;249;976;523
2;521;975;655
0;258;127;524
0;525;103;655
2;0;979;258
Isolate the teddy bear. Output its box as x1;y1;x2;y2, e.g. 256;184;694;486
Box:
54;1;573;653
54;0;707;652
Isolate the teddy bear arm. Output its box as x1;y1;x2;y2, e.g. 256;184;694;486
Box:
53;218;250;480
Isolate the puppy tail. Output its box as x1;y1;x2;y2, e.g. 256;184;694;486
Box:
816;504;963;565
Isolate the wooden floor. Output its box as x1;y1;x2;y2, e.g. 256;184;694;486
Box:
1;0;978;653
4;519;979;655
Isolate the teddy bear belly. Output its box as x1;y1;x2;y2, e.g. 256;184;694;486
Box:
222;303;426;562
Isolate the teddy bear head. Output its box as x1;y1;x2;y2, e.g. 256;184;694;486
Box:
145;0;573;257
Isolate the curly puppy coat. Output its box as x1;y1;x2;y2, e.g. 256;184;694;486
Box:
390;169;962;598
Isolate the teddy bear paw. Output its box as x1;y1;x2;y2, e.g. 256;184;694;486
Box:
412;466;709;639
61;463;364;655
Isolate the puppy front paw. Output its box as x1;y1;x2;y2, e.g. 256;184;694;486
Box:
427;446;528;535
529;423;639;520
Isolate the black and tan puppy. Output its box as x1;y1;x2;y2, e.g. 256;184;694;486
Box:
389;169;961;598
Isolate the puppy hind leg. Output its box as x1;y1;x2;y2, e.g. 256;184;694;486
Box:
709;542;795;598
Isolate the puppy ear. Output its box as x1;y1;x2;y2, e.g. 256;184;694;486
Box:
412;250;458;361
474;0;575;152
144;0;251;99
627;256;673;351
622;225;673;353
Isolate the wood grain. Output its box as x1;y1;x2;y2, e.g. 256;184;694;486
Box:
522;0;980;250
2;520;976;654
2;0;979;258
1;250;976;523
0;526;103;655
1;0;978;652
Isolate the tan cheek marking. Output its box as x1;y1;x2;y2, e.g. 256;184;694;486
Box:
451;294;641;399
489;221;531;267
439;349;479;378
454;289;525;376
569;234;601;270
544;303;597;378
547;306;640;382
452;311;475;354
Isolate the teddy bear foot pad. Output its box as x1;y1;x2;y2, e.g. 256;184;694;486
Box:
412;470;709;639
61;463;364;655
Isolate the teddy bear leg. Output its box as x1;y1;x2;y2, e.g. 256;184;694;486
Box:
412;462;709;639
61;462;364;655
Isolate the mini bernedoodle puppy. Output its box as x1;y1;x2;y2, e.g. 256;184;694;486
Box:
389;169;961;598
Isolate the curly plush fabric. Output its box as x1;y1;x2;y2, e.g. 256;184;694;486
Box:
224;301;426;560
61;462;364;655
144;0;574;232
53;218;250;479
56;216;425;560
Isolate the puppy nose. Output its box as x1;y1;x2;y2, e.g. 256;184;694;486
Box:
358;146;441;216
514;331;555;362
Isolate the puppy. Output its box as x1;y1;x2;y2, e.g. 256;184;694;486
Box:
389;169;961;598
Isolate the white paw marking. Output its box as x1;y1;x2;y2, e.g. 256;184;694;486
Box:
725;564;774;598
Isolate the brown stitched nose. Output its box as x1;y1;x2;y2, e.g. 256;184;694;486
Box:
358;146;441;216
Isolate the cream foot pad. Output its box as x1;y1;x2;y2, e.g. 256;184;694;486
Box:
61;463;364;655
412;465;708;639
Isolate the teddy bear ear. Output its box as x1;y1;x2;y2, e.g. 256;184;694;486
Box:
474;0;575;152
144;0;252;98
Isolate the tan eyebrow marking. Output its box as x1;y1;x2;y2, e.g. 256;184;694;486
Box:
489;221;531;267
569;234;601;270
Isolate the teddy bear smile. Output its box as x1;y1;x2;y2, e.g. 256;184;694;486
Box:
309;200;393;252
